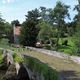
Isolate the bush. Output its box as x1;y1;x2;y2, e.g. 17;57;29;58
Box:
13;53;23;62
62;40;68;46
44;44;51;50
73;29;80;55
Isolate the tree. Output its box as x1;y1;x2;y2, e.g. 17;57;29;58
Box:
66;22;76;36
73;0;80;55
20;9;40;46
4;22;12;36
50;1;70;49
11;20;20;26
40;7;52;22
4;22;14;43
73;30;80;55
74;0;80;28
0;13;14;43
38;21;54;43
0;14;5;39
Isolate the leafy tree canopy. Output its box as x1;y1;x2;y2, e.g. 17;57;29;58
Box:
20;9;40;46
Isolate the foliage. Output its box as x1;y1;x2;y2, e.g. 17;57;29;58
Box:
37;21;54;42
73;28;80;55
20;9;40;46
4;22;12;35
13;53;23;62
66;22;76;36
44;44;51;50
73;0;80;28
11;20;20;26
62;40;68;46
0;1;80;57
50;1;70;49
57;37;75;55
4;22;14;43
39;7;52;22
0;39;9;45
72;0;80;55
0;15;14;43
0;14;5;39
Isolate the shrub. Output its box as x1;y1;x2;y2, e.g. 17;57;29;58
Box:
62;40;68;46
44;44;51;50
13;53;23;63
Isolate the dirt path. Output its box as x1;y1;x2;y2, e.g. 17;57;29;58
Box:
21;50;80;80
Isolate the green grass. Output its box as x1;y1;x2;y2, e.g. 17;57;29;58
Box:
58;37;76;55
24;56;59;80
13;53;23;62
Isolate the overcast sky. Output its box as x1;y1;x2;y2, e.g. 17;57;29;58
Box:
0;0;78;23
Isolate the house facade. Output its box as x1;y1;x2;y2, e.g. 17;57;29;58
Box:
13;25;21;45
